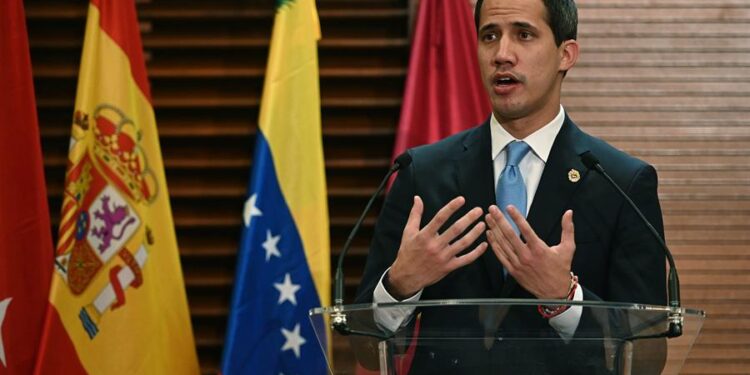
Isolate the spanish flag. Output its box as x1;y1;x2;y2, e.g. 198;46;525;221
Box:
34;0;199;373
220;0;330;373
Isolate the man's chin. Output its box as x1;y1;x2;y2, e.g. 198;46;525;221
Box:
491;103;527;122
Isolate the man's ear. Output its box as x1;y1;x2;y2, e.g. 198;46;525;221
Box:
559;39;580;73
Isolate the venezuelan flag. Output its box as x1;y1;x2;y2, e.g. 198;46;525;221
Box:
34;0;199;373
220;0;330;373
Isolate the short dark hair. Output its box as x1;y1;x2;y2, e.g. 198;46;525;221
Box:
474;0;578;46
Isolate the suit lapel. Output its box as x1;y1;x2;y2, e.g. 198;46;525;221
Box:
500;116;591;297
454;120;505;294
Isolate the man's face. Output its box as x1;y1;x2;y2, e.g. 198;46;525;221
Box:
477;0;576;125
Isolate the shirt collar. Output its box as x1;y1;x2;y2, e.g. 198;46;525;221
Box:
490;105;566;163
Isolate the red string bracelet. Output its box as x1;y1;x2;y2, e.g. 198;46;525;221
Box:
538;272;578;319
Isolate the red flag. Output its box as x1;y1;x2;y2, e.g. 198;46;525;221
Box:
0;0;55;373
358;2;490;373
392;0;490;158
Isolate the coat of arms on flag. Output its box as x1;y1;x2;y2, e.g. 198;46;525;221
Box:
55;104;157;339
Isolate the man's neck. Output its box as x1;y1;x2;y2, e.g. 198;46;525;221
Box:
496;105;561;139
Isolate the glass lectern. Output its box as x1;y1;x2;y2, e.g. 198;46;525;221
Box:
310;299;704;374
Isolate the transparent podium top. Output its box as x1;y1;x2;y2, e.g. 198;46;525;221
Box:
310;299;705;375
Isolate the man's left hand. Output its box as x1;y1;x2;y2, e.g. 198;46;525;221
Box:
485;205;576;299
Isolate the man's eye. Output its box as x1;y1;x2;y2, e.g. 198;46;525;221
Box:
519;31;532;40
482;33;497;42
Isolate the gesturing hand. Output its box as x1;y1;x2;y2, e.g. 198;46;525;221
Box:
485;205;576;299
386;196;488;300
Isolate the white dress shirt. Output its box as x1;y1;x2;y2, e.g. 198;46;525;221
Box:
373;106;582;340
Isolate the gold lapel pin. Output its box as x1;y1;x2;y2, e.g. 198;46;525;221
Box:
568;169;581;183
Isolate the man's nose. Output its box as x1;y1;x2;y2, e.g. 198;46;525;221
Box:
493;37;516;67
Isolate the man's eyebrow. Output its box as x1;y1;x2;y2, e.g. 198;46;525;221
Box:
479;21;540;34
478;22;499;34
512;21;539;31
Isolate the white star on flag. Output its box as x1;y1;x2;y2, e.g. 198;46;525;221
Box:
274;273;301;305
280;323;306;359
0;297;11;368
242;194;262;227
262;230;282;261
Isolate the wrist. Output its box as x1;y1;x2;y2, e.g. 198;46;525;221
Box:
384;268;417;301
538;272;578;319
553;271;574;299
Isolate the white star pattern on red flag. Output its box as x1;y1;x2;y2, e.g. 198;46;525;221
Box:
0;297;11;368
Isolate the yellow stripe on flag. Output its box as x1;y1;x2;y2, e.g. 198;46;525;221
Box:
260;0;329;307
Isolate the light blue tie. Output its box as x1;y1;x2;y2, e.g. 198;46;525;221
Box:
496;141;531;235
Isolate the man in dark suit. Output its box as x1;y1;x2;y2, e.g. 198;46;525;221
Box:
355;0;667;372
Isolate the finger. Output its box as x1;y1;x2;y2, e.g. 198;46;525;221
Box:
447;220;486;256
403;196;424;236
487;231;514;273
490;206;531;264
490;205;524;249
449;242;488;270
496;226;523;268
503;205;541;261
485;206;500;229
423;196;466;234
506;205;543;249
486;207;506;241
488;205;506;228
485;213;519;265
440;206;484;245
560;210;575;248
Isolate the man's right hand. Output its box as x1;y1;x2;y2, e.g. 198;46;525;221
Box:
386;196;488;300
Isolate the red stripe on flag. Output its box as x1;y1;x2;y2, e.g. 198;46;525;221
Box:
89;0;152;103
55;201;77;254
33;306;88;375
108;265;126;309
60;200;76;216
57;207;77;235
56;237;74;256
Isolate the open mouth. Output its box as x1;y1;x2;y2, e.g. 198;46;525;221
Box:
492;74;521;94
494;76;519;86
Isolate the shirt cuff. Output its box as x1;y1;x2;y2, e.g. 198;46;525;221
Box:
548;282;583;342
372;268;423;333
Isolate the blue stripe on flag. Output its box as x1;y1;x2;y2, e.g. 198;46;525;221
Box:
221;132;328;375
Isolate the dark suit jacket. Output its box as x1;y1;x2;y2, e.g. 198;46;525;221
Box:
355;116;668;374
